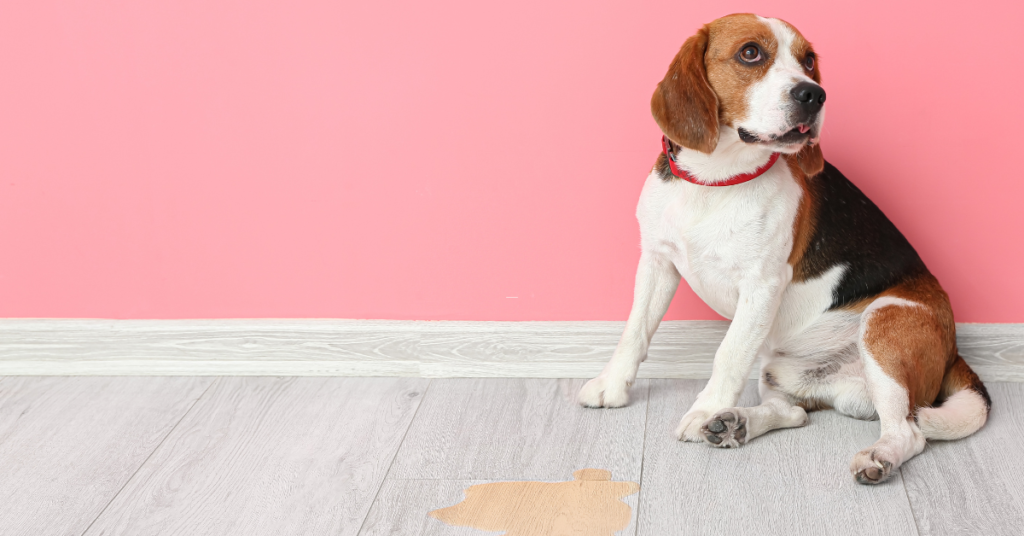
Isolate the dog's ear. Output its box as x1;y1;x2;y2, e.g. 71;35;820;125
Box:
794;143;825;177
651;26;719;154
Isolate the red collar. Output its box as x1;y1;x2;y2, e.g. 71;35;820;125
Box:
661;135;779;186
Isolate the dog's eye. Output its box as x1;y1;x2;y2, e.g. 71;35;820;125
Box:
804;54;815;71
739;45;762;63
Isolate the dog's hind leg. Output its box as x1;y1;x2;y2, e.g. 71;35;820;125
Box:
849;295;948;485
579;253;680;408
699;374;808;448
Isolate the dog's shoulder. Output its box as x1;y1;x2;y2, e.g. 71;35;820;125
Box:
790;160;928;309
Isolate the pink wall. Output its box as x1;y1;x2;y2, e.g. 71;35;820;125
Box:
1;1;1022;321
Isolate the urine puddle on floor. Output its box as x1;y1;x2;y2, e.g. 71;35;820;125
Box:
429;469;640;536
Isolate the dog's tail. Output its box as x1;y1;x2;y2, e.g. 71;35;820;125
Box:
917;354;991;440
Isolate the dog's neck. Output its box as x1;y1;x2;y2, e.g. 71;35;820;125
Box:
669;127;778;185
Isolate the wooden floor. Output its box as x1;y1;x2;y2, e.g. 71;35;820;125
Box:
2;377;1022;535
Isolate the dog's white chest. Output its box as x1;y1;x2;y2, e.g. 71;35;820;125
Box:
637;167;801;319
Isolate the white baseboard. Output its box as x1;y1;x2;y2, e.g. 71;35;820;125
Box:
0;319;1021;381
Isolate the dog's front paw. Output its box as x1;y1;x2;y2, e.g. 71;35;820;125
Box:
675;410;713;442
700;409;748;448
578;375;631;408
850;448;896;485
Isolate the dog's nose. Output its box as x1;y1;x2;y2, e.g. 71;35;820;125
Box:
790;82;826;113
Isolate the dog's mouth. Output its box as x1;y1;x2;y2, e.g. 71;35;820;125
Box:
738;125;816;146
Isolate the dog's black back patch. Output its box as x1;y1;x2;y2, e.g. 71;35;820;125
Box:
799;161;928;309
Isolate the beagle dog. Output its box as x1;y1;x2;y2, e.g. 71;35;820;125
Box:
578;13;989;484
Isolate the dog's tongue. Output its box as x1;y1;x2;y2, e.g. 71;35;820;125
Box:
798;124;810;134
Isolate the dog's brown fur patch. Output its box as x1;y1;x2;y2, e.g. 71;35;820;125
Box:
784;156;818;281
703;14;777;128
938;354;989;406
861;273;958;410
792;143;824;177
651;26;719;153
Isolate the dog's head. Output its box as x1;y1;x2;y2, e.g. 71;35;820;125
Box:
652;14;825;175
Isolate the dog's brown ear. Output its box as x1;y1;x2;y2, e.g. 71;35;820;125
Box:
651;27;719;154
794;143;825;177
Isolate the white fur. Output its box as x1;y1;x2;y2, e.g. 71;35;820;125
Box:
581;15;981;483
580;17;836;435
848;298;928;481
738;17;825;150
578;252;679;408
580;125;805;440
762;304;877;421
917;389;989;440
669;126;776;184
769;264;845;343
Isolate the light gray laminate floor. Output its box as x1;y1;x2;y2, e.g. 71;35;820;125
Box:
1;377;1021;536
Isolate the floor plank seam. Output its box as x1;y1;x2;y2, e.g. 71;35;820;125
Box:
354;378;434;536
75;378;219;536
899;467;923;536
632;383;653;536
